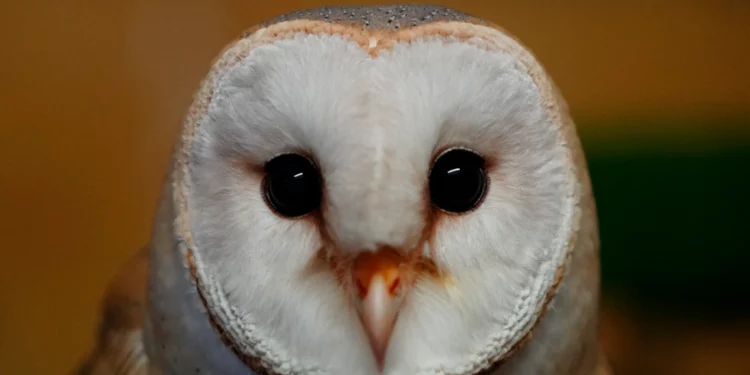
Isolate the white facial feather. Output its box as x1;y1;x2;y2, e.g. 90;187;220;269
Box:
184;28;575;375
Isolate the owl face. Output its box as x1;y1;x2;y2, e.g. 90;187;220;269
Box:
173;8;580;375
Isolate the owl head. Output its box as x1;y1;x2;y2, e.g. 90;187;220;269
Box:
145;5;601;375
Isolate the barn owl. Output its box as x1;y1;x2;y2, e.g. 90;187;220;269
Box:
78;5;611;375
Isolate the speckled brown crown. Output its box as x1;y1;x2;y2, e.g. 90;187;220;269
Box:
245;4;483;36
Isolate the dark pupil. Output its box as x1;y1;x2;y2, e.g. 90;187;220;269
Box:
429;149;488;213
263;154;322;217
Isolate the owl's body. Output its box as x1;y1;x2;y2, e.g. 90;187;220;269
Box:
79;5;611;375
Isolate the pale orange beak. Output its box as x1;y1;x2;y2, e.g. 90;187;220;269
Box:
351;249;408;370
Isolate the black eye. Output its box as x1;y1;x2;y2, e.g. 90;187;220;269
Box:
429;148;488;213
263;153;322;218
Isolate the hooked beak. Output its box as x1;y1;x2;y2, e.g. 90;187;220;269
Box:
351;249;408;370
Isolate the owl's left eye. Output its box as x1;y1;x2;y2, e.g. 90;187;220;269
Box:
263;153;322;218
429;148;488;214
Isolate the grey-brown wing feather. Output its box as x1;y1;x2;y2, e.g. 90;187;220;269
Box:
595;348;614;375
75;249;150;375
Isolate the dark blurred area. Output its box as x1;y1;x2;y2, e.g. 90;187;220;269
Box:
1;1;748;374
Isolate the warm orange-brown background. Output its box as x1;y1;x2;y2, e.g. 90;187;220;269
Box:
1;1;749;374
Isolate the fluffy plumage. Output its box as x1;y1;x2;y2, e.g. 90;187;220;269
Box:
78;5;611;375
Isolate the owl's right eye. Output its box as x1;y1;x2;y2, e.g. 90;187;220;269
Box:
262;153;322;218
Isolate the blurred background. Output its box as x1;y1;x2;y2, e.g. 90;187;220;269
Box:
1;1;749;374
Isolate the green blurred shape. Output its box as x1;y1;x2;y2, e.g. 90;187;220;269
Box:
578;118;750;318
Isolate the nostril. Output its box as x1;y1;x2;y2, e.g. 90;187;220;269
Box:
356;278;368;298
388;277;401;295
